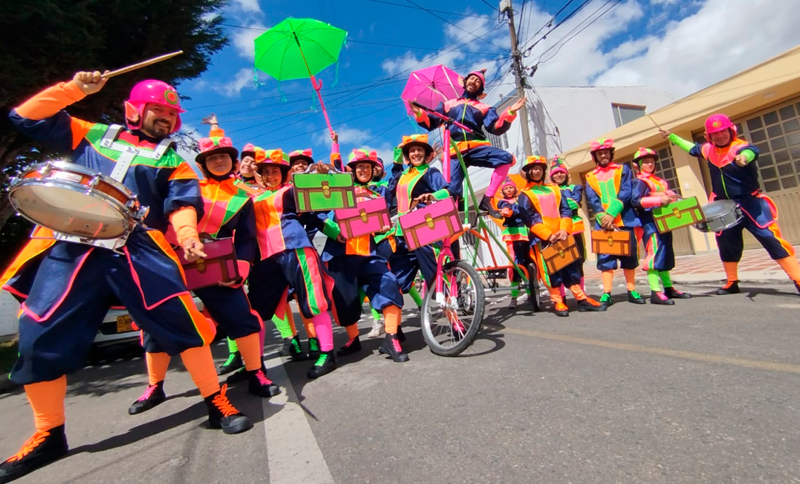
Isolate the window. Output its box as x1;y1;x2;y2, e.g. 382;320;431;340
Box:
487;132;508;150
612;104;646;128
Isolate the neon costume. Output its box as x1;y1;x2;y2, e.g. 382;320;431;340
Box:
668;114;800;295
247;148;337;379
0;78;251;483
130;126;279;416
497;177;530;310
631;148;692;304
583;138;645;307
517;156;604;316
387;135;451;293
413;69;518;217
318;148;407;362
549;156;587;299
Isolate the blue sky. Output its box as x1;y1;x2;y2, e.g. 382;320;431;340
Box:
178;0;800;163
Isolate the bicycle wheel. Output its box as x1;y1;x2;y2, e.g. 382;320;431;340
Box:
527;262;541;312
420;261;485;356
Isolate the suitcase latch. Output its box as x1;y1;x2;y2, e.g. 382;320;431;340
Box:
196;258;206;273
608;236;614;246
359;209;368;223
673;207;681;218
425;214;435;229
321;181;331;198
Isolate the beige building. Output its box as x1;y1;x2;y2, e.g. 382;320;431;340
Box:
561;44;800;257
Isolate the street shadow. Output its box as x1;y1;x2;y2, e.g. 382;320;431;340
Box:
743;286;800;300
68;402;209;455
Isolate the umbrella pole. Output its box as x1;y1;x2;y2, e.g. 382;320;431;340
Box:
442;128;451;183
293;33;335;136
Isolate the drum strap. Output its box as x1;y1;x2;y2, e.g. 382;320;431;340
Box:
100;124;175;183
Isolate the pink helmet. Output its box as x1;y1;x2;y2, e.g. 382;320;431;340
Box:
705;114;735;134
500;177;517;194
590;138;614;152
549;155;568;176
126;80;185;133
241;143;256;158
633;147;658;164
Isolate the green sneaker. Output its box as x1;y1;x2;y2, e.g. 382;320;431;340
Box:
627;290;646;305
599;292;614;308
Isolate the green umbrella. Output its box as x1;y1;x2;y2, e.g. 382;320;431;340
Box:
254;18;348;135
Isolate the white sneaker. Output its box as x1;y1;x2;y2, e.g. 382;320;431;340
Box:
367;319;384;338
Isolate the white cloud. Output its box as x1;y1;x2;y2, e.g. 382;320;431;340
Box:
232;23;268;60
230;0;262;13
312;124;372;146
212;68;256;97
592;0;800;97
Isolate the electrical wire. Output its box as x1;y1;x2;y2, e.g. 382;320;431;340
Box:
404;0;508;51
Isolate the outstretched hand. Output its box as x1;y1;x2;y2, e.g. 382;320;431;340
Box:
201;113;219;126
509;97;527;113
72;71;109;95
658;128;671;139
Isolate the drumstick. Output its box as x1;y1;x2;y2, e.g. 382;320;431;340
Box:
645;111;663;131
101;51;184;79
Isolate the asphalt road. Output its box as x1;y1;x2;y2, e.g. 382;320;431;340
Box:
1;282;800;484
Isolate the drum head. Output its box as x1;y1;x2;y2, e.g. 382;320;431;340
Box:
11;183;129;239
702;200;737;217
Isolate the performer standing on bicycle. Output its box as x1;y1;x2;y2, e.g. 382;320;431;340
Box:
387;134;451;296
409;69;525;218
1;72;254;482
549;156;587;300
584;139;646;308
660;116;800;295
497;178;531;311
316;148;408;362
631;148;693;304
518;156;605;316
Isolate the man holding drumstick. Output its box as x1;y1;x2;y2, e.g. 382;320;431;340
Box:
0;71;252;483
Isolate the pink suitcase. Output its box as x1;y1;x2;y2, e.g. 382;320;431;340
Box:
398;197;462;251
335;197;391;239
174;237;240;290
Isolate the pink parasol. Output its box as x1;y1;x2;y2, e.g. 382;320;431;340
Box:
401;65;464;115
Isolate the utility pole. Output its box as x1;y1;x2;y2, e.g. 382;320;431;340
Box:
500;0;533;158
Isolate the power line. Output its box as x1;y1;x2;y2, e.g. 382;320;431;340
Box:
478;0;501;12
404;0;508;51
537;0;621;64
520;0;592;55
365;0;491;18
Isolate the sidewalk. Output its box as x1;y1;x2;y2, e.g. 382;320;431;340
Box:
583;246;800;286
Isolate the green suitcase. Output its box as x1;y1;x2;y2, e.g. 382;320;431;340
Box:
652;196;705;234
292;173;356;212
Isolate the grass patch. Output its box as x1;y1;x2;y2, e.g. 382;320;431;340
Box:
0;338;18;375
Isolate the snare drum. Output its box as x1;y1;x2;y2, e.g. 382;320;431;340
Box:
8;161;143;240
694;200;743;232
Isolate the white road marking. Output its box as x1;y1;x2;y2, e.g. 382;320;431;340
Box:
262;351;335;484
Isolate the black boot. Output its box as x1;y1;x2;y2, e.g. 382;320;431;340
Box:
128;381;166;415
716;280;741;295
225;367;249;385
247;365;281;398
478;195;503;218
396;325;406;343
627;290;646;304
664;286;692;299
599;292;614;308
336;335;362;357
378;333;410;362
0;425;68;483
795;281;800;296
650;291;675;305
280;335;308;361
307;337;321;361
577;297;605;312
307;351;337;379
204;385;253;434
217;351;243;376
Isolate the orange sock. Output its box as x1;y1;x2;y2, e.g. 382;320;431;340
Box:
146;352;170;385
179;346;220;398
346;324;360;339
25;376;67;431
723;261;739;282
602;271;614;293
568;284;587;300
776;256;800;283
236;333;263;371
301;312;317;338
285;309;298;336
383;305;402;334
548;287;564;304
623;269;636;291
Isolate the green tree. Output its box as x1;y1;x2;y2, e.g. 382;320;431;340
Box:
0;0;229;267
